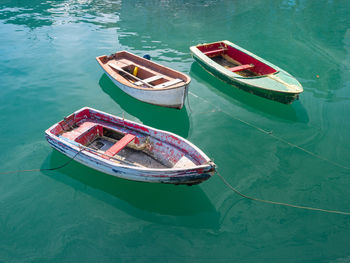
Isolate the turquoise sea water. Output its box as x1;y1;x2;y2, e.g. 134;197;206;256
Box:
1;0;350;262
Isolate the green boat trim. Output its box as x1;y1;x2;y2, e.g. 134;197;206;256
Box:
190;40;303;103
192;55;299;104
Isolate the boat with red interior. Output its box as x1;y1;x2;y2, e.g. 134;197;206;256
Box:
45;107;216;185
190;40;303;103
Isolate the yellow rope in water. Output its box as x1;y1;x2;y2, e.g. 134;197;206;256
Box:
188;91;350;215
188;91;350;171
216;170;350;215
0;148;84;175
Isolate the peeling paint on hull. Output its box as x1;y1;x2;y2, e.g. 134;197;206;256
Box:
45;107;216;185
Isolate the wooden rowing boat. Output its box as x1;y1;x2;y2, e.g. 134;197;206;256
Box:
45;107;216;185
190;40;303;104
96;51;191;109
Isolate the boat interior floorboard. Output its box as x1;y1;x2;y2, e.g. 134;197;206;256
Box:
212;55;258;77
109;58;172;87
89;137;168;169
118;147;169;169
212;55;238;68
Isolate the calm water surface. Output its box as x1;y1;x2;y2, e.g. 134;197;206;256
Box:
1;0;350;262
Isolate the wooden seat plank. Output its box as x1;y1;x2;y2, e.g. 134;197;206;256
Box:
104;134;136;159
62;122;96;141
153;78;183;89
228;64;254;72
134;75;164;86
202;49;227;56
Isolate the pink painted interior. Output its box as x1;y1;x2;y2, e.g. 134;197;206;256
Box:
49;108;208;165
75;125;103;146
197;42;277;76
62;122;97;141
74;108;91;122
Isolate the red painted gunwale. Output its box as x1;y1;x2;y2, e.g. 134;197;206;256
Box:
49;107;210;166
45;107;216;184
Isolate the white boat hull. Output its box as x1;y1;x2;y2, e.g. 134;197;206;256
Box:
46;136;212;184
96;51;191;109
105;71;189;109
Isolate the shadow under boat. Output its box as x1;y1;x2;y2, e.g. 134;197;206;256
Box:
99;74;191;138
190;62;309;123
41;150;220;229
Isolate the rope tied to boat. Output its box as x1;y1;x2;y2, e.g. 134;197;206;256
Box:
0;140;147;176
1;145;350;216
267;74;302;92
188;91;350;171
188;92;350;215
0;148;84;175
215;170;350;216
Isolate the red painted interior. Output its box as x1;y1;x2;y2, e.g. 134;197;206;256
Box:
58;114;75;133
50;124;63;136
90;111;150;133
197;42;277;76
74;108;91;122
75;125;103;146
104;134;136;159
123;122;149;133
91;111;124;127
62;122;98;141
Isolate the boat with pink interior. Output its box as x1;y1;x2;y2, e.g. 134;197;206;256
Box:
45;107;216;185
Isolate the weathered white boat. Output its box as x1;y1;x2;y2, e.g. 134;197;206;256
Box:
190;40;303;104
96;51;191;109
45;107;216;185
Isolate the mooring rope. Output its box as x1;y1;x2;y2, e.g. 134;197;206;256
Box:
0;148;84;175
216;170;350;215
188;91;350;171
186;88;193;114
0;90;348;216
1;142;349;215
188;91;350;215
